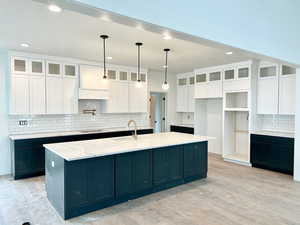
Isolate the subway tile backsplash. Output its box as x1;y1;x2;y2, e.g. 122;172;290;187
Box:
9;101;149;134
254;115;295;133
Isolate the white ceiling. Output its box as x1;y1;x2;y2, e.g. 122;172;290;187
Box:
0;0;254;73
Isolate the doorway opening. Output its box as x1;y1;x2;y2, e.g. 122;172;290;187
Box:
150;92;167;133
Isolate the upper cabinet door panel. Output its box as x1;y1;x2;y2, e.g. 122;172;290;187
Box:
64;64;77;77
257;78;278;114
208;71;221;82
259;65;277;79
29;76;46;114
79;65;108;90
224;69;235;81
238;67;249;79
10;75;30;115
11;57;29;74
46;77;64;114
279;75;295;115
47;61;62;76
30;59;45;76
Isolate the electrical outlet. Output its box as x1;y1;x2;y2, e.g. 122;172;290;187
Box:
18;120;28;126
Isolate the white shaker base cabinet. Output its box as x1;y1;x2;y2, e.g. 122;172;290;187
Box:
29;75;46;114
10;74;30;115
46;77;64;114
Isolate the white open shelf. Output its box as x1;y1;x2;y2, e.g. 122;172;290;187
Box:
223;110;250;165
224;107;249;112
225;91;248;110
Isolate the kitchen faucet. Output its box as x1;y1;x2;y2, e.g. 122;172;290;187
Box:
128;120;138;140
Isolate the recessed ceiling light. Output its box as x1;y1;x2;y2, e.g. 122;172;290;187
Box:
226;51;233;55
48;4;62;12
163;35;172;40
107;56;112;60
20;43;30;48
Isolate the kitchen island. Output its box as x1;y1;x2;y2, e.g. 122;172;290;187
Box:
44;132;211;219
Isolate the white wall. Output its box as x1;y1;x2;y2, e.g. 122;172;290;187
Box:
294;68;300;181
0;52;10;175
148;69;179;131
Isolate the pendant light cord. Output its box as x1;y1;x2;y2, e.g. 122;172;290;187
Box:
165;50;168;83
136;42;143;82
100;35;109;79
103;38;106;78
164;48;170;83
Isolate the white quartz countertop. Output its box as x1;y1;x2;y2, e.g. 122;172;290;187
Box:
251;130;294;138
44;132;213;161
9;126;153;140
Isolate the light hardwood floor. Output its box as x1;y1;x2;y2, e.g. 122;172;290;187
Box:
1;154;300;225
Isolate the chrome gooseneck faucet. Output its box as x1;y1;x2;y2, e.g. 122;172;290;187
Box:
128;120;138;140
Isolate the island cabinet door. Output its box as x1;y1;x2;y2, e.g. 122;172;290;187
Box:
87;156;115;202
153;145;184;187
132;150;153;194
115;153;133;200
183;142;208;180
65;156;115;210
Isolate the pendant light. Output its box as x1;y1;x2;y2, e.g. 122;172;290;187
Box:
162;48;170;90
100;35;109;79
136;42;143;88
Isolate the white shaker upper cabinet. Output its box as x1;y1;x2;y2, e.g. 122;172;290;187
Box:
176;77;188;112
206;70;222;98
10;74;30;115
30;59;45;76
107;80;129;113
79;65;107;89
187;76;195;113
46;76;64;114
257;63;279;114
194;73;207;99
278;65;296;115
29;75;46;114
63;78;78;114
129;81;148;113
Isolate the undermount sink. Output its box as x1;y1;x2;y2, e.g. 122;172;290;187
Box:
79;129;103;133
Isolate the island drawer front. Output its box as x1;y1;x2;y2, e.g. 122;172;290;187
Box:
250;134;294;175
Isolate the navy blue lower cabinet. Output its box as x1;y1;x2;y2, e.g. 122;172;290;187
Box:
250;134;294;175
11;128;153;180
170;125;194;134
184;142;208;181
115;150;152;201
45;141;208;220
153;145;184;190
